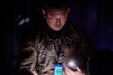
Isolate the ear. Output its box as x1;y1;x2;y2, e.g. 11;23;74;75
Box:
42;9;46;15
67;8;70;13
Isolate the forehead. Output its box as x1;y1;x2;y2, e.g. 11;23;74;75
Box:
46;8;69;15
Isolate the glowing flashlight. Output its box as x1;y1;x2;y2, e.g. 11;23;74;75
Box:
65;58;77;71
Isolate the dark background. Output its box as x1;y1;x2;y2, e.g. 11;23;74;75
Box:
1;0;113;74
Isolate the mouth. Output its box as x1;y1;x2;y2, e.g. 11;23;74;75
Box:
55;24;61;27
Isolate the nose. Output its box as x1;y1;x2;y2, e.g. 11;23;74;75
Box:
56;18;61;25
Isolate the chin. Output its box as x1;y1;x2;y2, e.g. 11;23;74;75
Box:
53;28;62;31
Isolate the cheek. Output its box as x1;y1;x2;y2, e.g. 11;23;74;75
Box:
46;20;56;29
61;19;67;25
46;19;56;25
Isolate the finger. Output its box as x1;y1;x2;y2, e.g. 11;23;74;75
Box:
76;67;82;72
64;67;75;75
29;69;38;75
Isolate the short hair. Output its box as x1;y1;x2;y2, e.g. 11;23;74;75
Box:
41;0;70;11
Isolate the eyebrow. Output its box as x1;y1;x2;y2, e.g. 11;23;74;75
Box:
49;13;68;16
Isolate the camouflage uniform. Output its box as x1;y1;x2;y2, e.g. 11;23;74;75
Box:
18;21;95;75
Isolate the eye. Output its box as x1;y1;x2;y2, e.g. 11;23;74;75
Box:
61;15;68;19
47;16;56;20
48;17;54;19
61;17;67;19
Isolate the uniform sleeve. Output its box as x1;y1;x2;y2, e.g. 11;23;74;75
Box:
80;32;96;57
17;33;38;75
77;25;96;57
69;23;96;57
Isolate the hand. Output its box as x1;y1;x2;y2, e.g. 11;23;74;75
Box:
64;67;85;75
28;69;38;75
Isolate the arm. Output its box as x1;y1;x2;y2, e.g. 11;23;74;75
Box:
18;36;38;75
71;23;96;56
79;28;96;57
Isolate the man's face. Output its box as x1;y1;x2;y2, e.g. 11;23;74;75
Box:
43;8;70;31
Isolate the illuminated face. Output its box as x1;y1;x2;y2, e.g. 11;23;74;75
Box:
42;8;70;31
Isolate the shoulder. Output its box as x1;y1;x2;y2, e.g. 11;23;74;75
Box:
21;22;45;44
70;22;86;32
67;21;90;37
67;21;96;55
